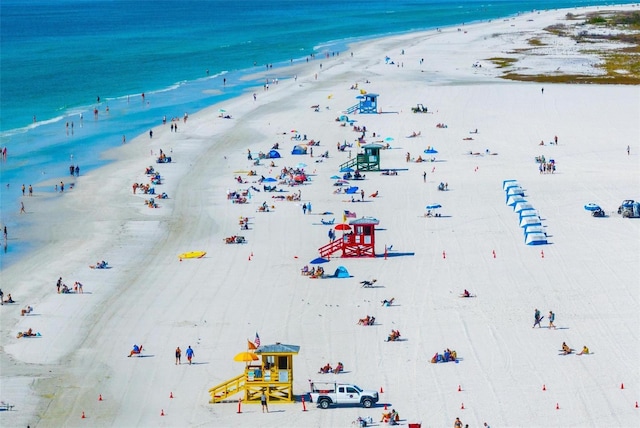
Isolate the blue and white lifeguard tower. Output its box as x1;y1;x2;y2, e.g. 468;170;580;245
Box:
358;93;379;114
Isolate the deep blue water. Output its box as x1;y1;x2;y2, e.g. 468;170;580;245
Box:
0;0;633;265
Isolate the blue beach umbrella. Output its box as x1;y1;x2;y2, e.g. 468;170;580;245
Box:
330;175;341;179
340;167;354;173
426;204;442;210
296;162;307;168
263;177;277;182
584;203;601;211
424;148;438;154
310;257;330;264
385;137;394;142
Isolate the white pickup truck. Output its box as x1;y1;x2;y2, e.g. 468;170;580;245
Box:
309;380;379;409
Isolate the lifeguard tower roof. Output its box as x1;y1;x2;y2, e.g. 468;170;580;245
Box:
349;217;380;226
362;143;385;149
256;343;300;354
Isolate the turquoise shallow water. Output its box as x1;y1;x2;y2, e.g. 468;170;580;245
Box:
0;0;633;265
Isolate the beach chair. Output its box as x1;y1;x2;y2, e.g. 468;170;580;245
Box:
0;401;15;411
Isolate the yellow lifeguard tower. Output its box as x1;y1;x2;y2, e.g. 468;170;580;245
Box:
209;342;300;404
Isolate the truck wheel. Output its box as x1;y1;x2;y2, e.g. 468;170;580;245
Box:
319;398;330;409
362;398;373;408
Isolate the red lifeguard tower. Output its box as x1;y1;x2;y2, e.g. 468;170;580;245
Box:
318;217;379;258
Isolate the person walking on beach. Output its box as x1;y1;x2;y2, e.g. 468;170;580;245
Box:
627;145;630;155
3;226;7;240
57;277;62;294
175;346;182;365
302;203;307;215
20;201;26;214
261;389;268;413
533;308;543;328
60;181;64;192
185;346;194;365
548;311;556;329
423;171;427;183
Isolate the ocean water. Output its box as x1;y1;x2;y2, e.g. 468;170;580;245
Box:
0;0;632;265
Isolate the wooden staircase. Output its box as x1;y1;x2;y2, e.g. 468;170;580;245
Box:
319;239;344;258
208;373;245;403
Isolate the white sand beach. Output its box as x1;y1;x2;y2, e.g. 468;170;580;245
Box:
1;6;639;428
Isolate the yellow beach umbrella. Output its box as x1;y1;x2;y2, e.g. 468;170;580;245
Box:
233;351;258;362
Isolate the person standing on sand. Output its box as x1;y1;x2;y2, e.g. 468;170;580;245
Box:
261;389;268;413
175;347;181;365
28;185;33;196
57;277;62;294
533;308;542;328
423;171;426;183
186;346;194;365
22;184;25;196
548;310;556;329
627;145;630;155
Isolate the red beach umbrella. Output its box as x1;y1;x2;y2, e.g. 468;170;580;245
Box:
335;224;351;231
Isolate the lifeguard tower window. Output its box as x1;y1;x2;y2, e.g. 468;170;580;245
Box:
357;226;373;235
278;356;288;369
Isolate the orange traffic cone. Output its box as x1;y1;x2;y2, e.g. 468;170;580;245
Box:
380;387;384;393
621;383;624;390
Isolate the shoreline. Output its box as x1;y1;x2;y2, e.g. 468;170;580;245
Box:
1;6;639;427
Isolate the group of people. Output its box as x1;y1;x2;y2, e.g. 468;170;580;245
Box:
56;277;83;293
16;328;38;338
175;346;195;364
90;260;108;269
357;315;376;326
431;348;458;363
318;361;344;374
380;408;400;425
301;265;324;278
532;308;556;329
1;289;14;304
561;343;589;355
386;329;401;342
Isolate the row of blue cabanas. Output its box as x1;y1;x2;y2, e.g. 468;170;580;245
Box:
503;180;547;245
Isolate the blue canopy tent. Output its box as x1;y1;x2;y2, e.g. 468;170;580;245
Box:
503;180;520;191
507;195;526;206
525;233;548;246
291;145;307;155
333;266;350;278
268;149;281;158
345;186;359;194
